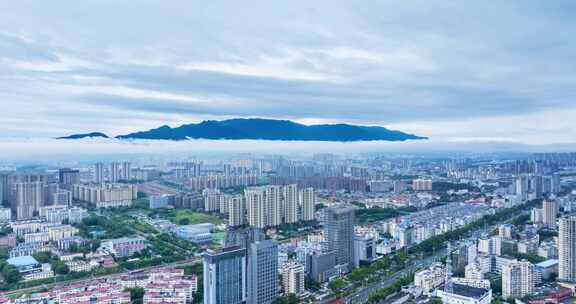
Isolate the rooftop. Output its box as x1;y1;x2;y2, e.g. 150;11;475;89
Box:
536;259;558;268
7;255;39;267
440;283;489;299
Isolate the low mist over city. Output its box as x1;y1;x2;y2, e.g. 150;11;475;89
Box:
1;1;576;304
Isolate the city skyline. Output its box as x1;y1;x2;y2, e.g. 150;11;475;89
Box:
1;1;576;149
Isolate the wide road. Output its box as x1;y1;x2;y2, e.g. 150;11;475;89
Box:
0;258;201;297
346;250;444;304
346;209;530;304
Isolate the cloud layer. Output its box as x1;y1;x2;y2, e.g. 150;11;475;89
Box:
1;1;576;145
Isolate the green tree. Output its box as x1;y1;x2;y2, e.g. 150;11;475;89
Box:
125;287;145;304
431;297;443;304
52;261;70;275
33;251;53;263
2;264;22;284
305;277;321;291
178;218;191;225
272;294;299;304
328;278;346;295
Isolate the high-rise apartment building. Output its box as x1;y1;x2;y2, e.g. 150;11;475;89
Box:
559;215;576;282
300;187;315;222
412;178;432;191
542;200;558;228
324;205;355;272
282;184;298;224
530;175;543;198
516;175;529;200
246;188;266;229
203;247;246;304
11;174;46;220
266;186;282;227
502;261;534;299
228;195;245;227
121;161;131;181
110;162;121;183
94;163;105;183
478;236;502;256
0;173;12;204
247;240;278;304
58;168;80;190
204;188;224;213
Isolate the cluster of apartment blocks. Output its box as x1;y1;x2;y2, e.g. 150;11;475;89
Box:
7;214;88;258
186;174;260;192
72;183;137;208
201;184;315;228
0;173;74;220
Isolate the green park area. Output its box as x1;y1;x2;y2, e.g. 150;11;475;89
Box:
164;209;224;226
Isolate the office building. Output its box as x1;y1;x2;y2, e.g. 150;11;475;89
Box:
203;247;246;304
559;215;576;282
324;205;355;272
247;240;278;304
354;234;376;267
307;250;337;283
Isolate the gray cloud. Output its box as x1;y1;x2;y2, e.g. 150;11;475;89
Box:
0;0;576;144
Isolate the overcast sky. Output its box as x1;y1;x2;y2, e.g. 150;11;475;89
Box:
1;1;576;146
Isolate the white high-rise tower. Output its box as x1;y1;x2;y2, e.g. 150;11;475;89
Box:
559;215;576;282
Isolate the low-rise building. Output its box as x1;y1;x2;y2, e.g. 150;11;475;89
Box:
175;223;214;244
0;208;11;222
99;236;146;257
0;234;17;248
414;263;446;294
535;259;558;281
149;194;173;209
435;283;492;304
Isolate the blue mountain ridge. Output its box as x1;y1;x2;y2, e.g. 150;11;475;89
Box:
60;118;427;142
57;132;109;139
